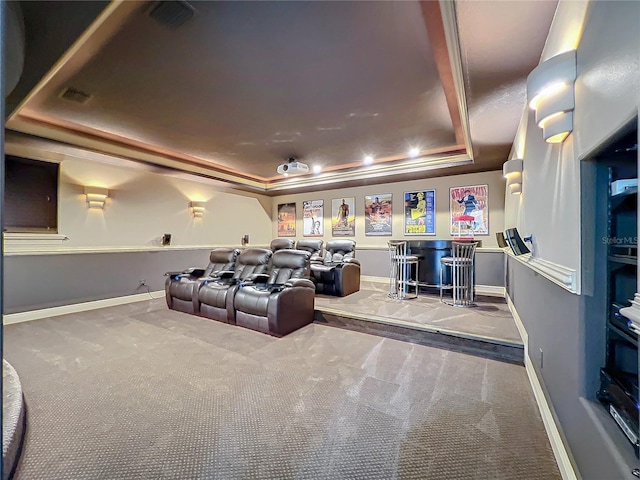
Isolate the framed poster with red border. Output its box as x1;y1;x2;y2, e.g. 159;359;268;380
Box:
277;203;296;237
449;184;489;235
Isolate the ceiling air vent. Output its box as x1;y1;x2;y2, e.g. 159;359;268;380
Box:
58;87;92;105
149;1;195;29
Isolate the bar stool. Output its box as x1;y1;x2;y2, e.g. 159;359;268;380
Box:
439;241;478;307
388;240;419;299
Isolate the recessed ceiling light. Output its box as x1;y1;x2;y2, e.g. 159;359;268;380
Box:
313;165;322;174
409;148;420;158
363;155;374;165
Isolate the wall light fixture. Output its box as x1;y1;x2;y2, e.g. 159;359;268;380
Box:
84;186;108;209
527;50;577;144
503;158;523;195
189;201;205;217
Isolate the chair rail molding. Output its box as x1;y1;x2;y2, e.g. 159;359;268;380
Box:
2;243;266;256
507;251;578;294
3;233;69;251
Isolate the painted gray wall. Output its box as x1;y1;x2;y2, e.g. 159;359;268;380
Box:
474;251;504;288
3;249;217;313
4;246;505;313
507;257;638;479
357;249;390;278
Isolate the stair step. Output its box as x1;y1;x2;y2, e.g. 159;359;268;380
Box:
314;307;524;365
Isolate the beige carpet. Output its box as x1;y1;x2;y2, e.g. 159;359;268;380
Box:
5;299;558;479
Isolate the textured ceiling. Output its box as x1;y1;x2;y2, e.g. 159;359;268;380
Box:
6;0;558;193
456;0;559;169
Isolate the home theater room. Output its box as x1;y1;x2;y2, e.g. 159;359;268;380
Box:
1;1;639;479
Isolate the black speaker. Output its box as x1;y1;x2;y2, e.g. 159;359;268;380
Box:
505;228;530;255
496;232;508;248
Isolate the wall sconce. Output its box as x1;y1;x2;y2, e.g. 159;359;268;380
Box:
527;50;577;144
84;186;108;209
189;201;205;217
503;158;523;195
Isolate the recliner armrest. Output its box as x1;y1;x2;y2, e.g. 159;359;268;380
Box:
165;267;206;280
252;283;286;292
216;270;235;279
343;258;360;266
165;271;184;278
310;254;324;264
285;278;315;289
183;267;206;277
249;273;270;284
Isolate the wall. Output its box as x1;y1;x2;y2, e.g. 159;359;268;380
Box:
57;157;272;248
505;1;640;478
508;257;639;479
505;0;640;291
271;170;505;247
4;136;273;250
3;137;274;312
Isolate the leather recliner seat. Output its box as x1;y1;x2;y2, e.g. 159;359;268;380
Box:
197;248;272;323
233;249;315;337
295;239;324;263
310;239;361;296
165;248;239;314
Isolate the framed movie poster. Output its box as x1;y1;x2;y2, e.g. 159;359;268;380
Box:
404;190;436;235
331;197;355;236
449;184;489;235
364;193;392;236
277;203;296;237
302;199;324;237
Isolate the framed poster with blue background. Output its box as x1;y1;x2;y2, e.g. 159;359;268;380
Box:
404;190;436;235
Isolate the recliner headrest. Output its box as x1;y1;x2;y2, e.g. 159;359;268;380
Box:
295;239;323;253
326;239;356;254
237;248;272;266
209;248;240;264
272;249;310;269
270;238;295;251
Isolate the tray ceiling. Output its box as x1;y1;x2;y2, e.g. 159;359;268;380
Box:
6;0;557;194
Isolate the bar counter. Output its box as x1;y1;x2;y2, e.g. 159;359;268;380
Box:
406;239;482;288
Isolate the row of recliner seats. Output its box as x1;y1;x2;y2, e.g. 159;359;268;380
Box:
286;238;361;296
165;238;360;337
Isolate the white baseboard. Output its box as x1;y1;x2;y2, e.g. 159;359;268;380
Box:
506;294;577;480
360;275;505;297
360;275;389;284
475;285;505;297
3;290;165;325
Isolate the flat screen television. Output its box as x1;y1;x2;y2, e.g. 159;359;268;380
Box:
496;232;508;248
505;228;531;255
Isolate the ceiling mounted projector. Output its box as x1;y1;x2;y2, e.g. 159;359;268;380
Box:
277;157;309;175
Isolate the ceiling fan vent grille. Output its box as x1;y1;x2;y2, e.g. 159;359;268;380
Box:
149;1;195;29
59;87;92;104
